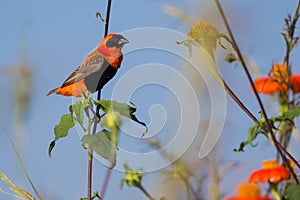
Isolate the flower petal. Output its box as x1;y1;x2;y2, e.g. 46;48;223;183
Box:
225;196;274;200
290;75;300;93
225;182;275;200
268;165;290;183
253;77;287;94
248;169;270;183
262;159;278;169
237;182;260;197
248;166;290;184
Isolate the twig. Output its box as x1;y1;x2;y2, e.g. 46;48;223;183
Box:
87;0;113;199
223;80;300;169
214;0;299;183
96;1;113;199
87;115;94;200
104;0;112;38
87;153;93;200
100;168;112;198
223;81;257;122
283;0;300;67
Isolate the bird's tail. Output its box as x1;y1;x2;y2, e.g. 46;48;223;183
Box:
47;88;58;96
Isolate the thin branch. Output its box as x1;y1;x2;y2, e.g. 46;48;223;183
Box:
100;168;112;199
88;0;113;199
283;0;300;68
214;0;299;183
289;0;300;41
104;0;112;38
87;148;93;200
96;1;114;199
87;115;94;200
223;80;300;169
223;81;257;122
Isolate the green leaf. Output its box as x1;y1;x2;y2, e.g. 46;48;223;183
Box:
95;100;133;118
54;114;76;140
285;184;300;200
234;141;249;152
266;106;300;130
80;191;100;200
94;100;148;136
48;141;56;157
81;130;117;167
234;107;300;152
282;106;300;119
71;97;90;125
234;123;261;152
48;113;75;157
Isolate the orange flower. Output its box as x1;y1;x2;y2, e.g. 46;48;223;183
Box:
248;159;290;184
254;63;300;94
225;182;274;200
290;75;300;93
254;77;287;94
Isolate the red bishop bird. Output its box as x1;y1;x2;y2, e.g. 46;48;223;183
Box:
47;33;129;97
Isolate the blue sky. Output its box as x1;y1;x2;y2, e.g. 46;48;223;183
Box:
1;0;300;199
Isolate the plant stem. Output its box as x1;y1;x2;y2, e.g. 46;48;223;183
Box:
283;0;300;67
137;184;155;200
104;0;112;38
215;0;298;183
87;0;113;198
87;147;93;200
96;0;112;115
270;183;281;200
214;0;272;137
100;168;112;199
94;1;114;199
223;81;257;122
86;116;93;200
223;80;300;169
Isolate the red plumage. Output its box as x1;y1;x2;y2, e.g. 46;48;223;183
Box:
47;33;129;97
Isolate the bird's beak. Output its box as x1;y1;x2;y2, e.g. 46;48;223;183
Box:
119;38;129;45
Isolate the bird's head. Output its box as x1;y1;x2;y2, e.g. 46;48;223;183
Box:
106;33;129;48
97;33;129;67
98;33;129;57
101;33;129;48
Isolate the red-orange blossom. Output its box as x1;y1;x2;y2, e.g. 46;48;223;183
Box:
254;63;300;94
